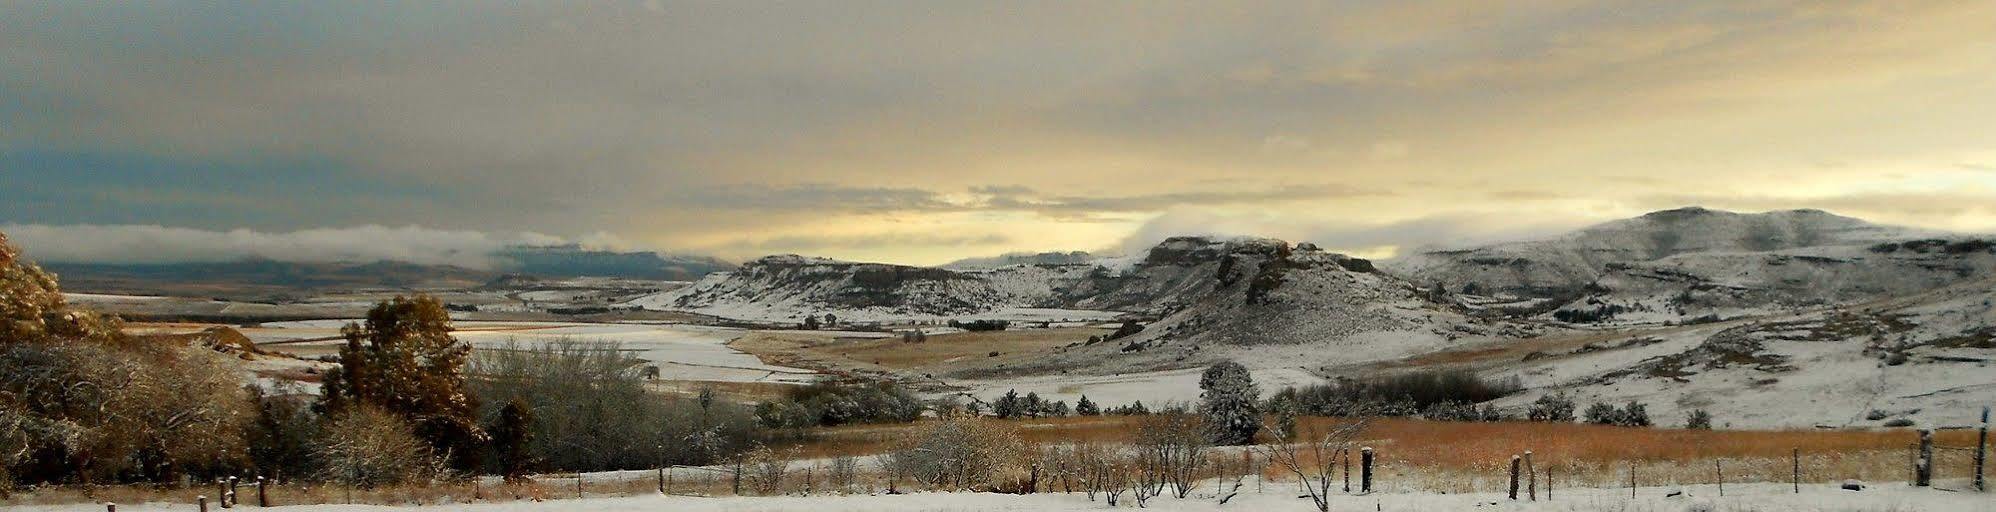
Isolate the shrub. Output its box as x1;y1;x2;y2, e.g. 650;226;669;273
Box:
1584;401;1652;427
316;406;447;487
0;342;252;484
1272;370;1521;418
757;379;924;428
890;413;1028;490
1527;392;1577;422
948;319;1010;332
1685;409;1713;430
472;339;761;471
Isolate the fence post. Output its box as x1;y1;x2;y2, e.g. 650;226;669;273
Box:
1341;448;1350;493
217;479;231;509
227;476;238;507
1360;447;1374;494
199;496;208;512
1547;465;1553;500
1974;406;1988;492
1525;450;1535;501
1628;462;1636;499
1508;455;1520;500
1792;448;1800;493
104;502;114;512
1715;459;1724;497
256;476;268;507
1916;429;1934;487
577;472;585;498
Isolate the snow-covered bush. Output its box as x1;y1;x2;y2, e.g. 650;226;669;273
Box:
1528;392;1577;422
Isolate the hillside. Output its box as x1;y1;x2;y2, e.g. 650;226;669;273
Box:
1385;207;1926;298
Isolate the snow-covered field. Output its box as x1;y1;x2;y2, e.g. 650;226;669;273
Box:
453;323;820;384
253;320;829;384
24;483;1990;511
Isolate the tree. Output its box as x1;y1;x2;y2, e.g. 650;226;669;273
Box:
1024;391;1044;418
802;315;821;330
1074;395;1100;416
994;389;1023;419
490;398;535;481
1198;361;1260;445
320;295;486;469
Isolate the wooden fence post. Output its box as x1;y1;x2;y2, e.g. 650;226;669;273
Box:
1524;450;1535;501
1792;448;1800;493
1341;448;1351;493
256;476;267;507
227;476;238;508
577;472;585;498
657;467;666;495
103;502;114;512
1916;429;1934;487
1628;462;1636;499
1715;459;1724;497
1508;455;1520;500
1974;406;1988;493
1360;447;1374;494
199;495;208;512
1547;465;1553;500
217;479;231;509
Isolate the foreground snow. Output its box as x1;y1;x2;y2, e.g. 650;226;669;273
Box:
29;483;1990;512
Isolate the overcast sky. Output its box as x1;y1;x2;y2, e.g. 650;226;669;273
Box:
5;1;1995;266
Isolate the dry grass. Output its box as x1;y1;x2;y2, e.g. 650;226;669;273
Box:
730;327;1110;375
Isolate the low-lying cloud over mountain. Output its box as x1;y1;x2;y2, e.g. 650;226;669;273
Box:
4;224;568;269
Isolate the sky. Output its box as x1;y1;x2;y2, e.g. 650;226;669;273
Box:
5;1;1996;267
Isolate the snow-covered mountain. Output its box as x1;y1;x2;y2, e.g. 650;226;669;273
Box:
1385;207;1927;298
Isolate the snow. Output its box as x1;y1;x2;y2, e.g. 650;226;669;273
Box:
451;323;821;384
28;483;1991;511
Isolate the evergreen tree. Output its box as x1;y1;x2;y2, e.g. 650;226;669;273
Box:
490;398;535;481
320;295;486;468
1199;361;1261;445
994;389;1022;419
1024;391;1044;418
1074;395;1100;416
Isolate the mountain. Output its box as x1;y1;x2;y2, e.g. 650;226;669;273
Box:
40;244;732;298
1384;208;1925;298
494;244;733;280
42;258;499;298
942;251;1098;270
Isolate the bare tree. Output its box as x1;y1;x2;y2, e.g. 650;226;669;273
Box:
1259;419;1370;512
1135;409;1210;499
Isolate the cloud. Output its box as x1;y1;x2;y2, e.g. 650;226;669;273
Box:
2;224;568;268
731;232;1011;252
1113;208;1585;258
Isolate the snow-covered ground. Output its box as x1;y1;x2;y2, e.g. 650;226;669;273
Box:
25;483;1990;511
253;320;830;384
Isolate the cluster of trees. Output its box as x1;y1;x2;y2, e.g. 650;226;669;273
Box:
2;233;256;487
754;380;924;430
1266;370;1522;419
1583;401;1654;427
948;319;1010;332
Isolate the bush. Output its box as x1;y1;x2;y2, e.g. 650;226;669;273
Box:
1584;401;1652;427
316;407;447;487
890;413;1028;490
1684;409;1713;430
1527;392;1577;422
1271;370;1521;418
0;342;252;484
471;339;760;472
948;319;1010;332
756;379;924;428
320;295;485;470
